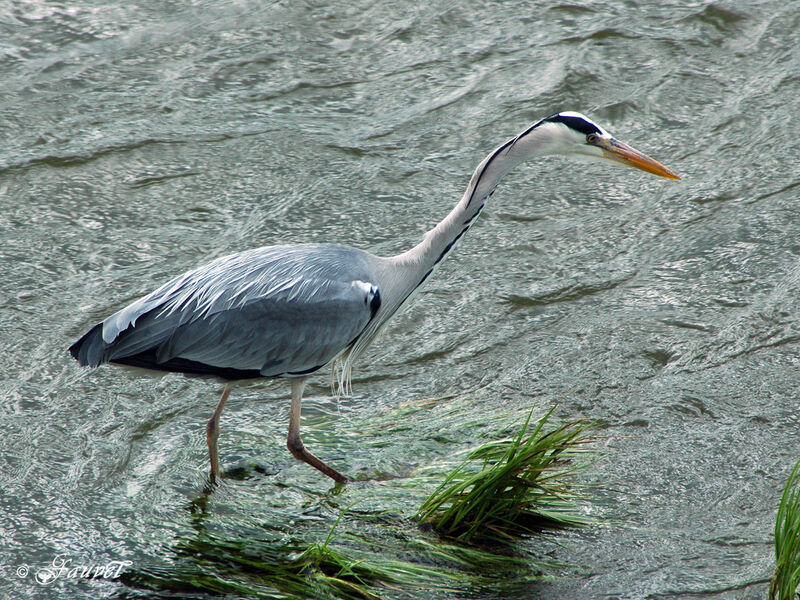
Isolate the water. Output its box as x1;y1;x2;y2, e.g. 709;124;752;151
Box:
2;0;798;597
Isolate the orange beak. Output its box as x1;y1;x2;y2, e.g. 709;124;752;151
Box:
601;138;680;180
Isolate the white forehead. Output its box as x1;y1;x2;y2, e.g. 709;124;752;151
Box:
555;111;611;137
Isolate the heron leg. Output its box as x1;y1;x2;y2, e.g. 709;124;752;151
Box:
206;383;232;478
287;379;349;483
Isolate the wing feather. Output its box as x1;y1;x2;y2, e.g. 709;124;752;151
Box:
73;244;382;378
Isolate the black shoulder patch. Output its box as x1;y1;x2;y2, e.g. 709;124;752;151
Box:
369;288;381;318
544;114;601;136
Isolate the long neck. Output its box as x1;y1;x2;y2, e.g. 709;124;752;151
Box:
340;121;557;382
393;122;554;277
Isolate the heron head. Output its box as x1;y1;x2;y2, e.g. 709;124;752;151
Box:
541;111;680;180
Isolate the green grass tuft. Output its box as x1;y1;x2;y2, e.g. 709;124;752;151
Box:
123;511;534;599
771;458;800;600
124;512;420;600
416;406;594;542
122;400;597;599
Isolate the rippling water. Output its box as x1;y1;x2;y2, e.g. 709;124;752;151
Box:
2;1;799;598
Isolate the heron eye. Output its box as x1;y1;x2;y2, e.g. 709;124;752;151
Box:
586;134;598;144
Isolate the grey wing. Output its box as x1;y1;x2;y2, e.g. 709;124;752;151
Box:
71;245;382;379
152;279;379;376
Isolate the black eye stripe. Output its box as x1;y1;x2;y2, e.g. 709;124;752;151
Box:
544;114;601;136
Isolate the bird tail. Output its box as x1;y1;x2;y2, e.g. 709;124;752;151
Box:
68;323;107;367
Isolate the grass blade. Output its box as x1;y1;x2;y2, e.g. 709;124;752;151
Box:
416;407;594;542
771;457;800;600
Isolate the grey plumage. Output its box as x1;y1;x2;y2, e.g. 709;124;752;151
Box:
69;112;678;482
71;244;382;380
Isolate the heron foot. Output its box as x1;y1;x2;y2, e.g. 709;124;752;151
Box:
287;435;350;483
287;379;349;483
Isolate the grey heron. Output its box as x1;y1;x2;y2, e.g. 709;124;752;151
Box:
70;112;679;483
